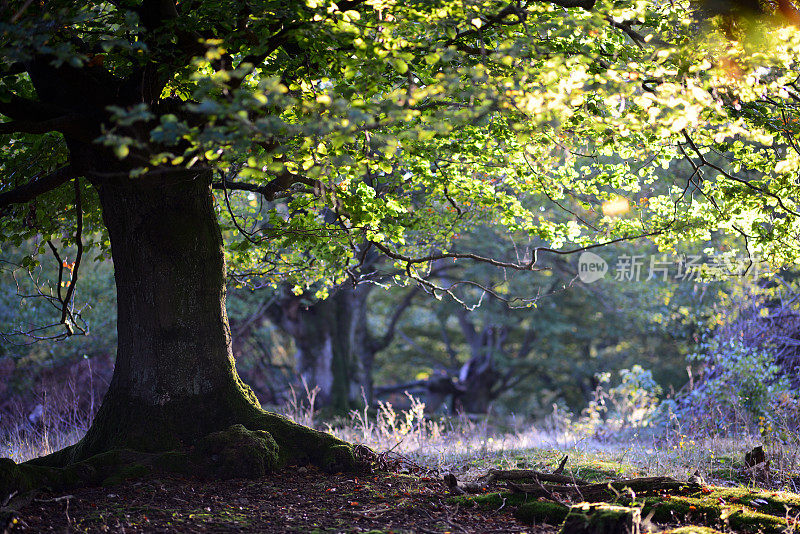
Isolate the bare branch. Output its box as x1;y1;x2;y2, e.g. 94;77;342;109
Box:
212;171;314;201
370;230;667;275
39;179;85;336
61;177;84;331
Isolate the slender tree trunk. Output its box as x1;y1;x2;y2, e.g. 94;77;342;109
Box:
451;312;502;413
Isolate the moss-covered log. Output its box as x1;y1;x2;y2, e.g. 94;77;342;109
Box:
508;476;699;501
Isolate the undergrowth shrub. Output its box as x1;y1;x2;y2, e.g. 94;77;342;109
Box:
574;365;662;439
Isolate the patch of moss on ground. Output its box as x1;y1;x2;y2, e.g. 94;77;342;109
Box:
184;508;252;526
450;491;569;525
705;487;800;516
635;485;800;534
514;500;569;524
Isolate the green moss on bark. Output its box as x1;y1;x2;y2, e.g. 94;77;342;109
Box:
2;411;365;499
191;424;280;479
65;379;265;462
246;412;362;472
152;451;191;474
560;502;640;534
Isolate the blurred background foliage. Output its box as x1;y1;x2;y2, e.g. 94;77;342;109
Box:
2;221;779;426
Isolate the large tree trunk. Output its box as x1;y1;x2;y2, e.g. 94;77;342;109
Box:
31;171;357;473
71;173;261;457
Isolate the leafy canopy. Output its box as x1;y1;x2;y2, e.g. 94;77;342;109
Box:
1;0;800;301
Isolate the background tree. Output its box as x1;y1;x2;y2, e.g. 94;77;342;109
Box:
373;237;724;416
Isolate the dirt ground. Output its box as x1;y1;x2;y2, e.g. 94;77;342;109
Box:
4;467;549;533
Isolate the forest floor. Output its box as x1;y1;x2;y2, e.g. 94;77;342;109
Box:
5;445;800;533
4;399;800;532
6;466;534;533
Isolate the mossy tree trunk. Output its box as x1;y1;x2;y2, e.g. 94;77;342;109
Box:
69;173;264;459
27;168;356;474
2;7;362;485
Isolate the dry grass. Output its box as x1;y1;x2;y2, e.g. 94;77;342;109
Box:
279;387;800;491
0;390;94;463
3;383;799;493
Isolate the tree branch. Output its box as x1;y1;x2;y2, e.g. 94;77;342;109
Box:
370;227;668;275
0;95;66;122
681;130;800;218
0;165;73;211
0;114;89;139
228;26;297;91
444;4;528;48
60;177;84;332
540;0;596;9
212;171;313;201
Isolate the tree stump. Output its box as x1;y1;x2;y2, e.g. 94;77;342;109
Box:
559;502;641;534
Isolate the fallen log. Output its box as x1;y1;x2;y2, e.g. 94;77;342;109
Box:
506;476;699;501
479;468;591;486
443;473;485;494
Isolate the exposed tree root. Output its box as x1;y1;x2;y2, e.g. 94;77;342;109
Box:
1;413;374;501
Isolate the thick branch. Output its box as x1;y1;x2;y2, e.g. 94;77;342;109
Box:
212;171;313;201
0;95;66;122
0;114;89;139
0;165;73;211
540;0;596;9
228;27;297;91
